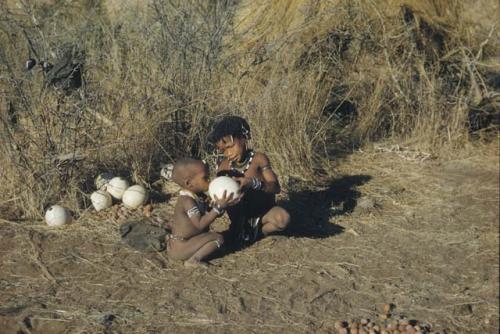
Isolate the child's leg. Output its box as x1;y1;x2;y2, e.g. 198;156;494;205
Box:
224;211;247;245
168;232;223;266
184;233;224;267
261;206;290;236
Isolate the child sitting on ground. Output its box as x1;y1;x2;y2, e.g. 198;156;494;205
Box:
168;158;240;267
209;116;290;245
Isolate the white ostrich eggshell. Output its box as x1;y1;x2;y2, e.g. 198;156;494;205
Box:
122;185;148;209
107;177;129;200
95;172;114;190
208;176;240;201
45;205;71;227
91;190;112;211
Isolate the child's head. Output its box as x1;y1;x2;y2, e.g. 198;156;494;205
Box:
209;116;251;162
172;158;209;193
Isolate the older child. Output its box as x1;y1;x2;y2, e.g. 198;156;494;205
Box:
168;158;239;267
209;116;290;245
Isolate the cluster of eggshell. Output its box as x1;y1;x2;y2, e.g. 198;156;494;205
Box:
334;304;435;334
44;173;149;227
91;173;148;212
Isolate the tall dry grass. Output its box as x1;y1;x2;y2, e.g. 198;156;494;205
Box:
0;0;498;219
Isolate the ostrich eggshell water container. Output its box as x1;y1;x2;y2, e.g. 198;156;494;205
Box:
122;185;148;209
107;177;129;200
91;190;113;211
45;205;72;227
208;176;240;201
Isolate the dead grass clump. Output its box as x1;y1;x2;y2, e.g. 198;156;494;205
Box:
225;0;499;152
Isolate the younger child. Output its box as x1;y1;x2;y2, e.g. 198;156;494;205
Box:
209;116;290;245
168;158;239;267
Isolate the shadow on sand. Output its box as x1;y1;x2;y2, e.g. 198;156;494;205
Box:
279;174;372;238
214;174;372;258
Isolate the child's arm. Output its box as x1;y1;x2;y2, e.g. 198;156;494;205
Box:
181;197;222;231
256;153;281;194
181;193;239;231
237;153;281;194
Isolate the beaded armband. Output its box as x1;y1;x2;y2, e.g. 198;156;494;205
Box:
186;206;200;218
250;177;263;190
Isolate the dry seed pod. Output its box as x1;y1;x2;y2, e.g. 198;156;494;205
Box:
383;303;391;314
361;318;369;325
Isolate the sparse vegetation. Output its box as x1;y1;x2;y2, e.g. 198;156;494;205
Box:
0;3;498;332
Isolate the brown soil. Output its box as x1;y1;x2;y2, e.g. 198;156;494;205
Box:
0;148;498;334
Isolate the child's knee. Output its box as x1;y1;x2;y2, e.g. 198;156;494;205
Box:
274;210;290;230
280;212;291;229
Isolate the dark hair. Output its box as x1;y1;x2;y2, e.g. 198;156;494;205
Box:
171;158;206;186
208;116;251;144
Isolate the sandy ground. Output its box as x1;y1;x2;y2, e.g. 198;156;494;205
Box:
0;147;498;334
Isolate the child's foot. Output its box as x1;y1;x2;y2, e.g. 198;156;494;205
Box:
184;259;209;269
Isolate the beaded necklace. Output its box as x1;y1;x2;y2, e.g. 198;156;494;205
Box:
230;149;254;174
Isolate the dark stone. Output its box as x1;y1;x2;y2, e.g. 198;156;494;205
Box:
120;219;168;252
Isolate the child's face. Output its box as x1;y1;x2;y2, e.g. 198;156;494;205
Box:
216;135;247;162
189;163;210;193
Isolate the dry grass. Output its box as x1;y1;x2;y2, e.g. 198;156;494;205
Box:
0;0;498;218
